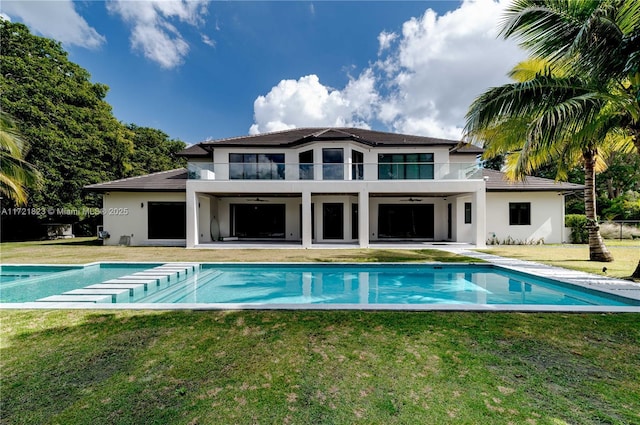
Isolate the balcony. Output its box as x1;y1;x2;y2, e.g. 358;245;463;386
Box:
188;162;481;181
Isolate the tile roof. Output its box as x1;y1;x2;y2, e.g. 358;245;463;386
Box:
84;168;584;193
188;127;468;149
483;169;584;192
84;169;187;192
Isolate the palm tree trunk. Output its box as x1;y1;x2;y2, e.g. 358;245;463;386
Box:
583;150;613;262
632;260;640;280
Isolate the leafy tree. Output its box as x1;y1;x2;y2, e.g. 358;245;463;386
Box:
0;111;41;205
0;20;186;240
126;124;186;177
465;0;640;266
1;20;133;212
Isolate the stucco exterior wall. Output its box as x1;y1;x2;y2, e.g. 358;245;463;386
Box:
102;192;186;246
486;192;565;244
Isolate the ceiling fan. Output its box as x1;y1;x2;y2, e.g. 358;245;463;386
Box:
246;197;268;202
400;197;422;202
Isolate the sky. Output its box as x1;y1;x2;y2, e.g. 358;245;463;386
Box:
2;0;527;144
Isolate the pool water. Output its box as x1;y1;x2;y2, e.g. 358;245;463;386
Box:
1;263;637;307
140;264;635;306
0;264;161;303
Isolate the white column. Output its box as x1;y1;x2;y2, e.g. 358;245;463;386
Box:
302;191;312;248
186;185;198;248
473;188;486;248
358;190;369;248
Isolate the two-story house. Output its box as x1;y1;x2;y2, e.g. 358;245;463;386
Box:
86;127;583;248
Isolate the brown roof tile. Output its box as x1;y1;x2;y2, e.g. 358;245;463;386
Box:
84;169;187;192
483;169;584;192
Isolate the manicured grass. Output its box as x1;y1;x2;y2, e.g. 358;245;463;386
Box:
481;240;640;280
0;238;480;264
1;310;638;425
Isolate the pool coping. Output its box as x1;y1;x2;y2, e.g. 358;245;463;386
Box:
1;260;639;312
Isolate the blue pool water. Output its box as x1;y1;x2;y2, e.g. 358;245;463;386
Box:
141;264;635;306
0;264;162;303
1;263;637;306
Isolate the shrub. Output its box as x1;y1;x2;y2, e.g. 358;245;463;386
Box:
565;214;588;244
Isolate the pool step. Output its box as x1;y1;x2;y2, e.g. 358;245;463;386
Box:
36;294;112;303
63;288;131;303
34;263;199;304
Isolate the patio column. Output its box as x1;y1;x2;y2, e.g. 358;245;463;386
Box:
472;188;486;248
302;190;312;248
186;185;198;248
358;190;369;248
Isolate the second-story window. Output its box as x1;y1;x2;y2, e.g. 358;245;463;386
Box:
299;150;313;180
378;153;434;180
229;153;285;179
352;150;364;180
323;148;344;180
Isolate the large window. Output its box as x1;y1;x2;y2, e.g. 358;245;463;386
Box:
231;204;285;238
229;153;285;180
352;150;364;180
323;148;344;180
378;204;434;239
378;153;434;180
509;202;531;225
299;150;314;180
323;203;344;239
148;202;186;239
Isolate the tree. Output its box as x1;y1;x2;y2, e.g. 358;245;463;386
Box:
0;112;41;205
126;124;186;177
0;20;186;240
1;20;133;213
465;0;640;266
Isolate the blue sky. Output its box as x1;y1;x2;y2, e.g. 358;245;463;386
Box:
2;1;526;144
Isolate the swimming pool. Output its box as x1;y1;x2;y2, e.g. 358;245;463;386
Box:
1;262;638;310
0;263;162;303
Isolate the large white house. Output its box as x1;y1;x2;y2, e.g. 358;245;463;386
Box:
86;128;583;248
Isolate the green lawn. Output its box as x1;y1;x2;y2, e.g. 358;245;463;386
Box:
1;310;639;425
2;239;639;424
480;240;640;280
0;237;480;264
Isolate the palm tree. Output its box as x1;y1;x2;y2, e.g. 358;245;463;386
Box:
0;111;41;206
465;0;640;264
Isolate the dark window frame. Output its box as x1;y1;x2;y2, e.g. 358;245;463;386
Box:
229;153;285;180
322;148;344;180
148;202;186;239
378;153;434;180
352;150;364;180
464;202;472;224
509;202;531;225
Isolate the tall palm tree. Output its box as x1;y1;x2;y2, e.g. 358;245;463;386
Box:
0;111;41;206
465;0;640;264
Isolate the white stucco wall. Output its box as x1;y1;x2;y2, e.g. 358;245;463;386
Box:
486;192;565;244
102;192;186;246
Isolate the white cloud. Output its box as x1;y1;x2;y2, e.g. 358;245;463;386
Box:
377;0;527;138
107;0;209;69
377;31;397;55
1;0;105;48
201;33;215;47
250;0;526;139
249;72;377;135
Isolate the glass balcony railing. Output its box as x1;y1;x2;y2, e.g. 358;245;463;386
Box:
188;162;481;181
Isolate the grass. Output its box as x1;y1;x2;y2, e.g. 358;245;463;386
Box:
2;238;639;423
1;309;639;425
0;238;480;264
481;240;640;280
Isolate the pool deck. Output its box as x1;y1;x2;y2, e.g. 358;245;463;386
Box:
2;247;639;312
439;247;640;305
